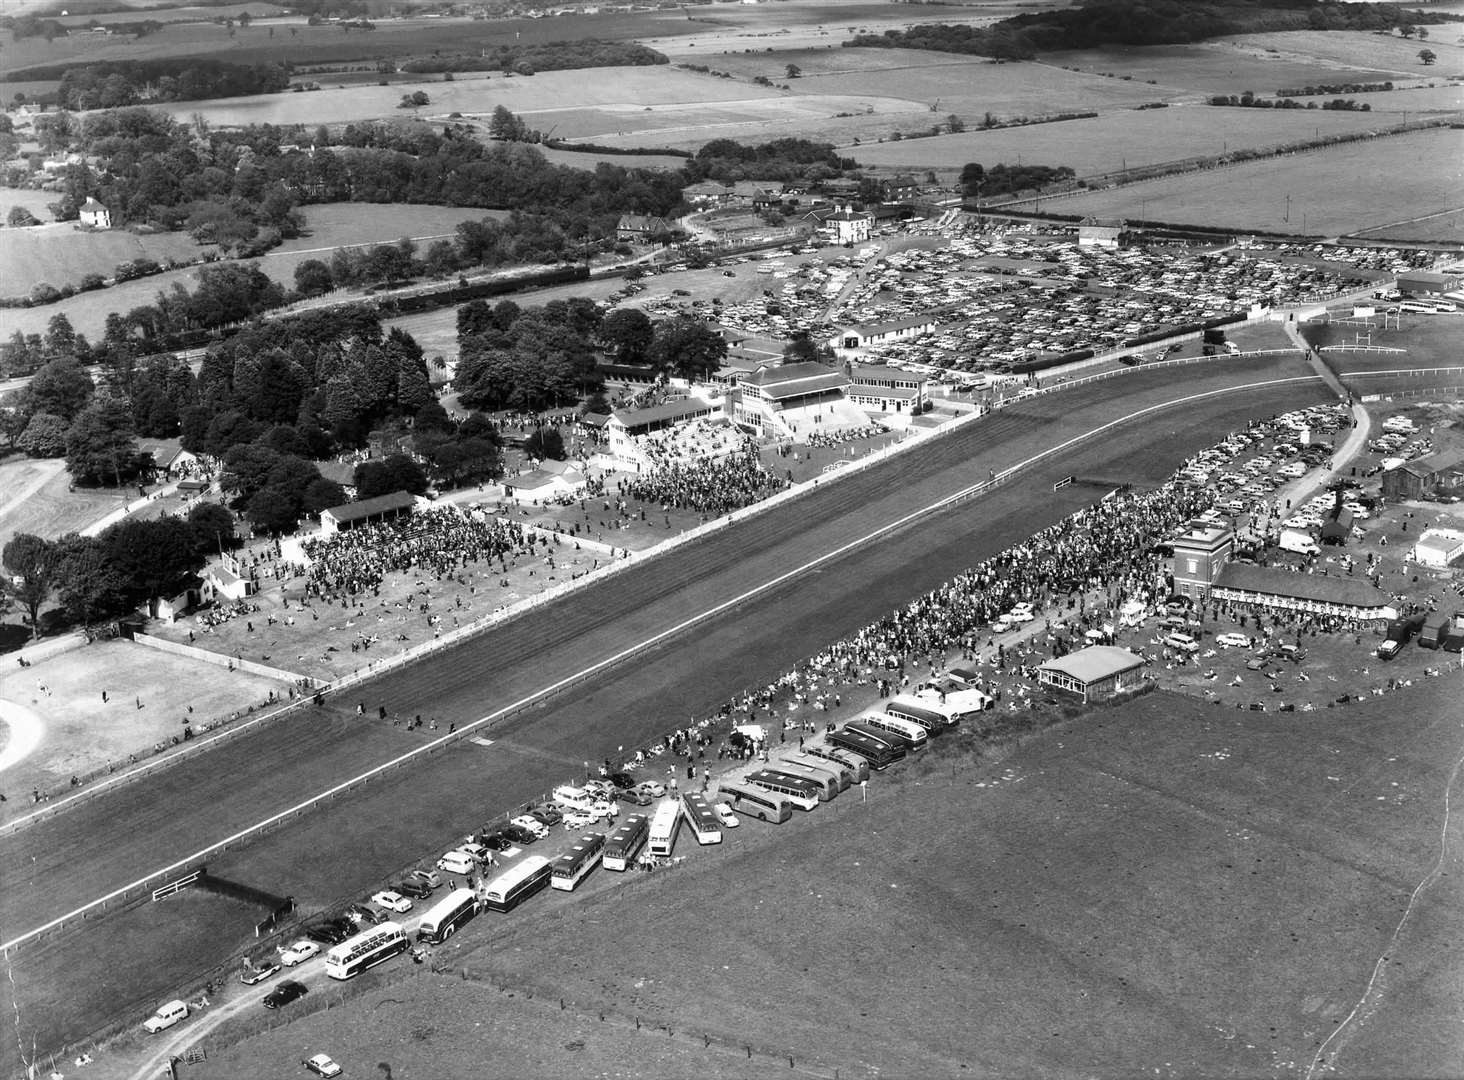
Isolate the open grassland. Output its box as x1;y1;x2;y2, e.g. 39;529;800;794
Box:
850;103;1390;177
530;145;687;171
180;680;1464;1078
0;457;117;552
1048;127;1464;239
148;65;787;128
1226;29;1464;80
0;639;290;800
0;224;207;298
1353;207;1464;243
0;186;61;219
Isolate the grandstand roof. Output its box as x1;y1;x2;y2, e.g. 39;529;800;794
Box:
1038;646;1145;684
610;398;716;430
1213;563;1391;608
321;490;416;525
742;362;849;401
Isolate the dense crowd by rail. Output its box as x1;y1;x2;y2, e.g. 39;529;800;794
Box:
617;449;789;514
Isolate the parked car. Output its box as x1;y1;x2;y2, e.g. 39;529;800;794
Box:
264;980;309;1010
511;814;550;839
528;804;563;826
583;779;616;800
1377;639;1402;661
562;810;596;830
1216;633;1252;649
1276;644;1307;663
714;802;739;828
304;922;351;946
371;890;413;914
502;823;539;845
143;1000;188;1034
407;868;442;890
344;903;381;926
240;960;281;986
608;772;637;791
634;780;666;799
394;880;432;900
618;786;654;806
303;1055;343;1078
478;831;515;852
1164;633;1200;654
279;940;320;967
437;850;475;875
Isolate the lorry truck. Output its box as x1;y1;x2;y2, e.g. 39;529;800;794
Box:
1279;529;1320;556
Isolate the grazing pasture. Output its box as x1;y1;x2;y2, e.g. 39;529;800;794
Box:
1352;207;1464;244
849;103;1390;178
1045;127;1464;239
1226;29;1464;79
0;224;207;299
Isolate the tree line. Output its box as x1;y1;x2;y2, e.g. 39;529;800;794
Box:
45;60;292;110
843;0;1455;60
400;38;667;75
960;162;1077;198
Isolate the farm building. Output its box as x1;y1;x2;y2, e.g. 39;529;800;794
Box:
319;490;417;536
616;215;672;243
1380;447;1464;502
1396;269;1461;297
734;362;865;440
1170;520;1234;600
879;175;920;202
1078;217;1125;248
79;198;111;229
824;206;874;245
1411;528;1464;568
1037;646;1147;703
830;314;939;353
682;181;733;207
731;180;786;208
1209;564;1397;624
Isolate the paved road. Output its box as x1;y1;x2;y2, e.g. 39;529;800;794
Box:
3;358;1341;1061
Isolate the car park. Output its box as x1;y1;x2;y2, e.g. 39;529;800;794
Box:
279;940;320;967
264;980;309;1010
240;960;282;986
303;1055;343;1078
371;890;413;914
1216;633;1252;648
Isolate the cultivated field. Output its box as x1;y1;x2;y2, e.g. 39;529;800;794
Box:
848;103;1390;179
1048;127;1464;239
188;679;1464;1078
0;223;207;299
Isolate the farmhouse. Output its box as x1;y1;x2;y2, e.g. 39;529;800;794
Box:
830;314;939;353
734;362;865;440
79;198;112;229
1037;646;1147;703
1078;217;1125;248
1209;563;1397;624
319;490;417;536
1411;528;1464;568
1170;520;1235;600
682;180;733;207
1380;447;1464;502
1397;269;1461;297
879;175;920;202
824;206;874;246
616;215;672;243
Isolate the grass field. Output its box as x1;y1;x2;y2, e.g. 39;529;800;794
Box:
0;186;61;219
0;457;119;553
1352;207;1464;243
178;678;1464;1079
0;223;208;299
1047;127;1464;239
1226;29;1464;80
849;103;1395;178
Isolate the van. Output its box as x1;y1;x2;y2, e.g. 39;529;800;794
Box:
1279;530;1320;556
143;1000;188;1034
435;850;475;875
552;785;594;811
1377;639;1402;661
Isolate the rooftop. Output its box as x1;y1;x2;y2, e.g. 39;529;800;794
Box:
610;398;716;429
1213;563;1392;608
1038;646;1146;683
322;490;417;524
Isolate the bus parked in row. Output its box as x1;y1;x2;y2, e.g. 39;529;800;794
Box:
779;754;851;793
482;855;552;913
762;763;837;802
885;696;958;735
602;814;649;871
324;921;408;980
551;833;605;892
717;780;792;824
848;713;926;753
744;768;821;810
680;792;723;845
803;742;870;782
647;798;681;857
415;889;479;944
823;727;905;771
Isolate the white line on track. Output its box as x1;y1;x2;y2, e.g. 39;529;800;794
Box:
0;373;1324;952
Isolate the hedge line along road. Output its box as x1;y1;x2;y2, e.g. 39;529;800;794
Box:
2;358;1342;1060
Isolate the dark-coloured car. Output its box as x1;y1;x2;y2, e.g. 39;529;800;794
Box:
264;980;309;1010
528;804;562;826
394;880;432;900
304;922;351;946
618;786;654;807
501;824;537;846
478;831;514;852
608;772;637;792
344;903;381;926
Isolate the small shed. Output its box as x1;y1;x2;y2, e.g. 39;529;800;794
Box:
1037;646;1147;703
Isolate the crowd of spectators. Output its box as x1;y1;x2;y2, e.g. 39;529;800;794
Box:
802;424;887;450
618;449;788;514
295;508;530;603
634;418;748;470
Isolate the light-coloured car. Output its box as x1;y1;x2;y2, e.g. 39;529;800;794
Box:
562;810;596;830
635;780;667;798
143;1000;188;1034
1164;633;1200;654
371;890;413;914
1216;633;1252;649
714;802;739;828
279;940;320;967
511;815;549;839
303;1053;343;1077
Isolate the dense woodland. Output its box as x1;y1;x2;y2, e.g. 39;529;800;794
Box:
49;60;292;109
846;0;1455;59
400;39;666;74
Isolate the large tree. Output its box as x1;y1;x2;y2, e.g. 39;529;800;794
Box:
4;534;59;638
24;356;95;421
53;533;128;625
648;317;728;381
64;394;140;485
600;308;654;365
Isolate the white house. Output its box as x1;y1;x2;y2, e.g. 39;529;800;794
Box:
79;198;111;229
1412;528;1464;568
824;206;873;246
829;314;939;354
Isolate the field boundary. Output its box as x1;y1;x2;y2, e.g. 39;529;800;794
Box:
0;367;1334;958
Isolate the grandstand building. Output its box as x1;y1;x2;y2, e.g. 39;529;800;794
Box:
843;363;928;419
1209;564;1397;624
733;362;867;441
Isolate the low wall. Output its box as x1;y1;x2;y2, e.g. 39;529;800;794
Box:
130;632;318;688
